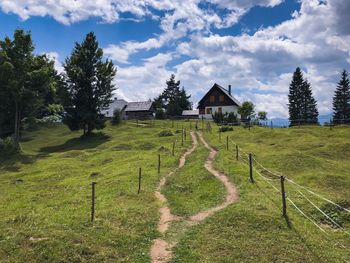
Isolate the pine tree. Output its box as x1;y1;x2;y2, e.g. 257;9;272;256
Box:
333;70;350;124
62;32;116;136
301;79;318;124
154;74;191;116
288;67;318;126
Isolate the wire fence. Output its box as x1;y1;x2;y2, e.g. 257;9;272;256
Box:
226;136;350;239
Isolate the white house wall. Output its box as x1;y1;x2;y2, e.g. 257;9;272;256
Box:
199;105;240;119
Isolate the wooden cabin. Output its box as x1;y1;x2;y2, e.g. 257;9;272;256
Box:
197;83;241;119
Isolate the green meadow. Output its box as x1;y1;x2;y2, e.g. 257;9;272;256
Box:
0;121;349;262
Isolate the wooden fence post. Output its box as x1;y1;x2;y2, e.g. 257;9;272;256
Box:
181;129;184;146
236;145;238;161
158;154;161;174
184;129;187;141
91;182;96;223
271;120;273;129
249;154;254;183
172;141;175;156
226;136;229;150
280;176;287;217
138;168;142;194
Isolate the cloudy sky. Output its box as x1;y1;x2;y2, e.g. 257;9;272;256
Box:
0;0;349;118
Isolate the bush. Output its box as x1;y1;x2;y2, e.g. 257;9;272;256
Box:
219;126;233;132
212;111;224;123
23;115;62;131
226;112;238;124
111;109;122;125
0;137;20;155
155;109;165;119
158;129;173;137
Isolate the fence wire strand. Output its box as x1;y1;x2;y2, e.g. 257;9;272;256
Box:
285;178;350;214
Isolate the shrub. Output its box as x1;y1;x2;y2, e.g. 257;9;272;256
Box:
111;109;122;125
0;137;20;155
212;111;224;123
219;126;233;132
155;109;165;119
226;112;238;124
158;129;173;137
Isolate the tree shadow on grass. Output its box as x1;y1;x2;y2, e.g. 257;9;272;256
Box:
39;132;111;155
0;154;37;172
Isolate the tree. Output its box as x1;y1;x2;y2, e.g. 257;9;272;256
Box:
154;74;191;116
333;70;350;124
288;67;318;126
111;109;122;125
238;101;255;120
257;111;268;121
0;29;58;143
62;32;116;136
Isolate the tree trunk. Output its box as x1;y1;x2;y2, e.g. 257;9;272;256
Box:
14;101;20;144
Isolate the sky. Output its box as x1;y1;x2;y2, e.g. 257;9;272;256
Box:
0;0;350;118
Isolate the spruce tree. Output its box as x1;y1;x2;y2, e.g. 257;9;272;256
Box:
288;67;303;126
333;70;350;124
154;74;191;116
301;79;318;124
288;67;318;126
62;32;116;136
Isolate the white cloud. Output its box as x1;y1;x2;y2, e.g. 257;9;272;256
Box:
8;0;350;118
45;52;64;74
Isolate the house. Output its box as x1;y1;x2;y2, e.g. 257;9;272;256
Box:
197;83;241;119
102;98;128;118
124;100;155;120
182;109;199;119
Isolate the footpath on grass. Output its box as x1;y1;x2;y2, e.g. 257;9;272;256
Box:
150;131;238;263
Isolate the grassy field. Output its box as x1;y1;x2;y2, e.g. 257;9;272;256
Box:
0;120;191;262
1;121;349;262
172;125;350;262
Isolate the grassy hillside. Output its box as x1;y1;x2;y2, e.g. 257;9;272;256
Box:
173;125;350;262
0;122;349;262
0;121;191;262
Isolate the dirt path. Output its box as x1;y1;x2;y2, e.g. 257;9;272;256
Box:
150;132;198;263
189;132;238;222
150;131;238;263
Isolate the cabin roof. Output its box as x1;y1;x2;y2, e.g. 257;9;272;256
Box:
111;99;128;110
125;101;153;112
182;109;199;116
197;83;241;108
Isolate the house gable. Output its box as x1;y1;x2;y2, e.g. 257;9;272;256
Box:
197;83;240;110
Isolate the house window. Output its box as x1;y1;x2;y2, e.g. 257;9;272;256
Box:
209;95;215;102
219;95;224;102
206;108;212;114
218;107;222;113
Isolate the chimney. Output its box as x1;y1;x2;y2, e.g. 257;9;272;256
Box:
228;85;232;95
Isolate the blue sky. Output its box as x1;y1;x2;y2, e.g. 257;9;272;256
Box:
1;0;349;118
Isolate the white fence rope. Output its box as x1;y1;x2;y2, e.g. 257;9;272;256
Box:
287;197;326;233
285;178;350;214
293;187;350;237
